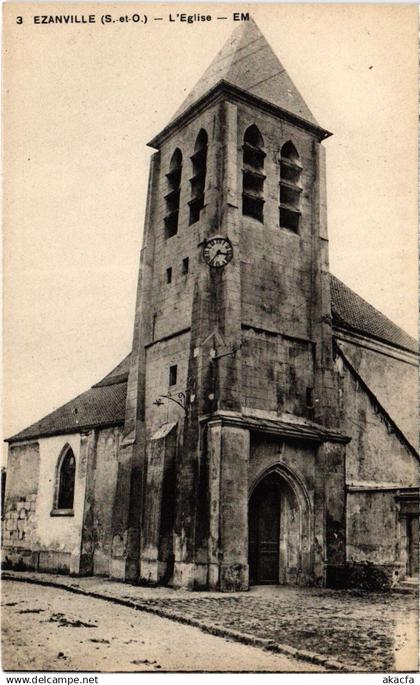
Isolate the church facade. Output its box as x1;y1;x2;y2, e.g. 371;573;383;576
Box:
3;20;419;591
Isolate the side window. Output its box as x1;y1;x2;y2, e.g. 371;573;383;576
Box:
242;125;265;223
189;129;208;225
165;148;182;239
279;141;302;232
169;364;177;387
52;445;76;514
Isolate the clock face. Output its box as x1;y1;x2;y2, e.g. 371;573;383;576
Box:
203;236;233;268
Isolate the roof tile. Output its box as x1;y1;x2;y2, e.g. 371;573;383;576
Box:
7;379;127;443
330;274;417;354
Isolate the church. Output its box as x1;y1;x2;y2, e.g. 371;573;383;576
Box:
3;19;418;591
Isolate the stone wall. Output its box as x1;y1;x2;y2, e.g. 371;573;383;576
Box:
241;327;314;415
335;343;419;584
149;101;220;344
4;427;123;576
249;438;316;493
233;100;336;430
140;422;177;585
3;441;40;569
337;338;418;448
237;104;316;341
347;491;400;565
92;427;122;576
335;346;418;487
145;332;190;436
34;434;84;573
3;497;38;561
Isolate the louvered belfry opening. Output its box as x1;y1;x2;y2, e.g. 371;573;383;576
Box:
242;125;265;222
164;148;182;238
279;141;302;232
189;129;208;225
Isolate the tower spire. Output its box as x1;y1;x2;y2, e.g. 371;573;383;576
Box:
170;17;318;128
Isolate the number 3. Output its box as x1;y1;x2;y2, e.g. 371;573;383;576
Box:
16;16;23;24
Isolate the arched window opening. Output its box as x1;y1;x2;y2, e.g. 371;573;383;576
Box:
242;125;265;222
244;125;264;153
279;141;302;232
189;129;208;225
54;446;76;512
164;149;182;238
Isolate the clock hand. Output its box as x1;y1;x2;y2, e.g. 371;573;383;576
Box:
210;250;222;264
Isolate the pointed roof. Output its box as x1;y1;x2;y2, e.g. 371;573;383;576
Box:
170;18;318;128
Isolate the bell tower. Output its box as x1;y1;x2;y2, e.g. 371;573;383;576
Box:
110;18;349;590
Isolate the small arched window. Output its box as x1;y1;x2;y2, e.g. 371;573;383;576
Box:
279;141;302;232
242;125;265;223
164;148;182;239
53;446;76;514
189;129;208;225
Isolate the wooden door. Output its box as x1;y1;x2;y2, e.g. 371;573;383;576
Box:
249;479;280;584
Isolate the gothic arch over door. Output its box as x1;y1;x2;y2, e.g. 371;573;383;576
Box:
248;465;312;585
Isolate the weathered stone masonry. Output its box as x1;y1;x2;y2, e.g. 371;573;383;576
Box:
3;19;418;590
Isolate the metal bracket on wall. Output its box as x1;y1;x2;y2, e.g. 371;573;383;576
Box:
210;343;242;361
153;391;186;412
200;327;242;362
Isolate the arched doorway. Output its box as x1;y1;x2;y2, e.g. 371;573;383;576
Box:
248;466;312;585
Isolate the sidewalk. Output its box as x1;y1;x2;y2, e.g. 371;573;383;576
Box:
3;570;418;672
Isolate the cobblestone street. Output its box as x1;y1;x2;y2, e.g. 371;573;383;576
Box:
137;586;418;672
2;580;321;672
2;572;418;672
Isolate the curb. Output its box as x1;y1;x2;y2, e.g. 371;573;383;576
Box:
3;572;352;672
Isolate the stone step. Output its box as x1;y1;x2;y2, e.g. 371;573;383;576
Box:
393;578;419;594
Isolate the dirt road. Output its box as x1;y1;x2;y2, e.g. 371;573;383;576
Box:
2;580;322;672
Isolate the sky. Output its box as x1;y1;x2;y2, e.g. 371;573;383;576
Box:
3;3;418;445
